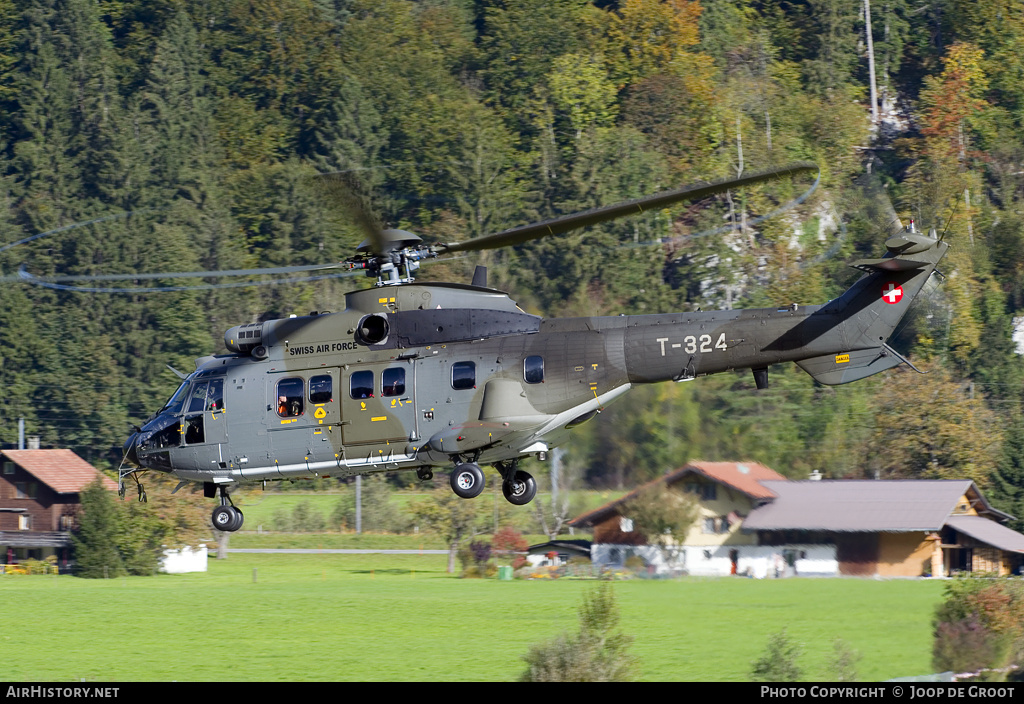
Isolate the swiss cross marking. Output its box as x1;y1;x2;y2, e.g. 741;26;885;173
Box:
882;283;903;304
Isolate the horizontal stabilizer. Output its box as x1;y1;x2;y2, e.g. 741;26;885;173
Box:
796;347;903;385
849;258;930;273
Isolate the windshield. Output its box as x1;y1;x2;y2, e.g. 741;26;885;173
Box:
160;381;191;415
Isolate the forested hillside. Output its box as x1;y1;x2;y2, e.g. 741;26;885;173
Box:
1;0;1023;523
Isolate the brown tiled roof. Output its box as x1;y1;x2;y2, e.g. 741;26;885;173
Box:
672;461;784;500
743;480;977;532
568;460;785;527
2;450;118;493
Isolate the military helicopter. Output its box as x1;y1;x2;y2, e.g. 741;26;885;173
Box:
119;161;949;532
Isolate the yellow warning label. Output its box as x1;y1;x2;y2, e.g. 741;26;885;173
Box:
371;416;387;422
314;407;327;419
836;354;850;364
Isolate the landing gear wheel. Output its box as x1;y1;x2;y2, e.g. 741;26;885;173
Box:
212;505;243;532
449;463;485;499
502;470;537;506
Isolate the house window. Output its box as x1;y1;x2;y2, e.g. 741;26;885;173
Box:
719;516;731;533
685;482;716;501
620;517;634;533
703;517;716;534
18;514;30;530
15;482;36;499
3;461;13;475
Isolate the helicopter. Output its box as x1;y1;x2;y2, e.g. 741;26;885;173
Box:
119;161;949;532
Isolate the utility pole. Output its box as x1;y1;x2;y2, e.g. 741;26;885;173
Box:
355;474;362;534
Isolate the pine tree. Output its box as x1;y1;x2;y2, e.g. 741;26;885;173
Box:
990;412;1024;534
71;479;125;578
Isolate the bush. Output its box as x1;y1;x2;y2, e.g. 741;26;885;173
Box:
520;581;638;681
932;576;1024;678
750;629;802;682
827;638;862;682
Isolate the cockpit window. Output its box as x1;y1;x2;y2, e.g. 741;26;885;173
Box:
207;378;225;412
309;375;332;404
188;382;209;414
162;381;191;415
277;378;304;417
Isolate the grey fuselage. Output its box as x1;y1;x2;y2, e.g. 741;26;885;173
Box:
125;238;944;489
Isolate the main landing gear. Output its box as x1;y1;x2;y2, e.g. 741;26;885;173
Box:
447;460;537;505
209;484;244;532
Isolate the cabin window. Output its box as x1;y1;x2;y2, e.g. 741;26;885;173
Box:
276;378;304;417
310;375;333;404
452;361;476;390
524;355;544;384
382;368;405;397
350;370;374;399
187;381;209;414
206;379;225;412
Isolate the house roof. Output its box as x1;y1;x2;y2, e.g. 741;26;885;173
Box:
569;460;785;527
742;480;993;533
945;515;1024;554
527;540;592;556
2;450;118;494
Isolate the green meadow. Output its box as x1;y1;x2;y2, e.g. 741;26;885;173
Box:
2;552;946;682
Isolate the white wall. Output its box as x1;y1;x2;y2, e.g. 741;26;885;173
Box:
592;543;837;578
160;545;208;574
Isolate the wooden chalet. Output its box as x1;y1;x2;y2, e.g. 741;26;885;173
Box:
0;449;118;569
570;462;1024;578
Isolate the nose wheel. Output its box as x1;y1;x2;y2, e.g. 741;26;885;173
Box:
212;505;244;532
211;487;244;531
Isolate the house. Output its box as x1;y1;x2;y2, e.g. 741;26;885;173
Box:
526;539;592;567
743;479;1024;577
0;449;118;569
569;461;789;576
570;461;1024;578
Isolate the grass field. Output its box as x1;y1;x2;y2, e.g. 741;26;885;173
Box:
1;552;946;682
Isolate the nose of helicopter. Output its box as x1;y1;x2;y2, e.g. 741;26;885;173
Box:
122;432;140;467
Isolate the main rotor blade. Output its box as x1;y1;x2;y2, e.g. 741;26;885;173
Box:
435;161;818;254
314;171;388;253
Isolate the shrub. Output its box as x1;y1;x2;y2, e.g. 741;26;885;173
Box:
932;576;1024;677
827;638;862;682
520;581;638;681
750;629;802;682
